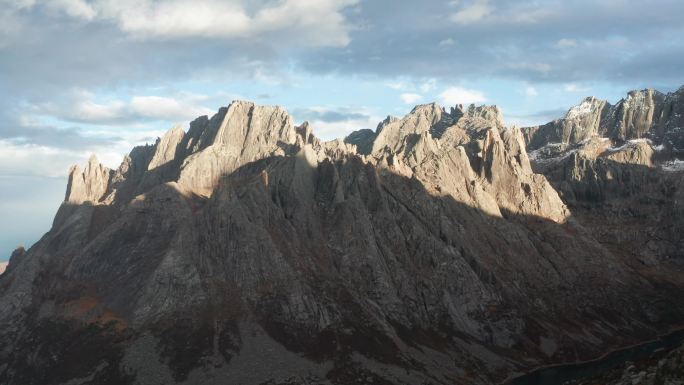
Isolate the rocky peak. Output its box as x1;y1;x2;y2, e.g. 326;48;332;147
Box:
148;125;186;171
183;108;227;154
176;100;299;196
371;103;448;155
624;88;662;102
459;104;505;128
295;121;319;148
565;96;606;119
54;97;574;229
611;88;665;140
369;102;501;154
375;115;399;133
364;101;569;222
343;128;376;155
7;96;684;385
64;154;112;204
1;247;25;275
524;86;684;151
547;96;611;146
603;138;654;166
211;100;297;152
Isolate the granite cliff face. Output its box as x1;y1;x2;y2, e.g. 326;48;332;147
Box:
1;97;684;385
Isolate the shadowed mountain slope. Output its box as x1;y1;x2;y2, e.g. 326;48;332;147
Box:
1;98;684;385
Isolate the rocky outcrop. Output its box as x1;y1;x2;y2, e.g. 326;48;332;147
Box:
343;128;375;155
371;103;446;155
148;125;185;171
64;154;112;204
523;87;684;155
530;139;684;275
7;247;24;266
524;97;610;150
526;87;684;285
177;101;299;196
2;99;684;385
369;103;567;222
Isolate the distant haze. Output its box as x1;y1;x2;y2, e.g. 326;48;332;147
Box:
0;176;65;261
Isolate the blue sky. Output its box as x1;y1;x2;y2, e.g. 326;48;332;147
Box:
1;0;683;260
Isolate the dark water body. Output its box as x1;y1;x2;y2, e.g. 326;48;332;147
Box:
507;329;684;385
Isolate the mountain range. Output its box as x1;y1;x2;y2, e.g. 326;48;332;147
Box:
1;86;683;385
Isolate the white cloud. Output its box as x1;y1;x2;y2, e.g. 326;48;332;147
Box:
0;127;165;255
0;0;36;10
564;83;591;92
0;140;69;178
36;90;214;125
58;0;360;47
46;0;96;20
385;81;406;90
69;99;127;122
306;114;381;141
450;0;493;24
291;105;377;137
129;95;213;120
525;85;538;97
506;7;553;24
556;38;578;48
439;86;487;105
0;123;166;177
400;93;422;104
449;0;553;26
0;1;34;46
0;140;103;177
420;78;437;93
438;38;455;47
386;78;437;94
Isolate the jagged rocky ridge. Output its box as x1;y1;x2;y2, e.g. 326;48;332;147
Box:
523;86;684;155
521;87;684;280
1;98;683;385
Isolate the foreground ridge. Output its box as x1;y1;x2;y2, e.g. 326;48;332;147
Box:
0;93;683;385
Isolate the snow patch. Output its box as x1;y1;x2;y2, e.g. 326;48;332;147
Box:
528;137;610;163
528;143;575;163
566;98;598;119
578;137;610;146
661;159;684;172
607;138;651;153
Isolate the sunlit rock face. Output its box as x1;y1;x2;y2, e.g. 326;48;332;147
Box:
65;154;112;205
2;98;684;385
177;101;299;197
523;87;684;156
370;103;568;222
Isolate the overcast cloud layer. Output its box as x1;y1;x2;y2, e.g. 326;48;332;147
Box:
1;0;683;259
